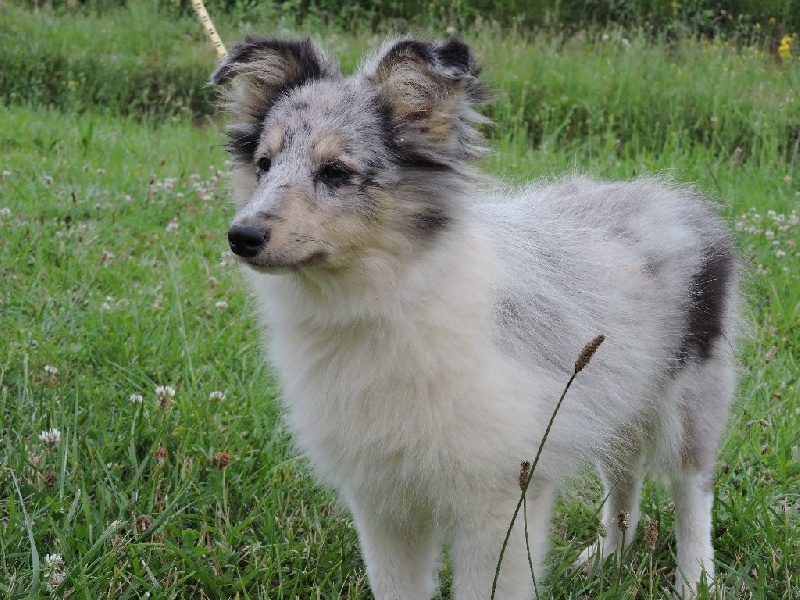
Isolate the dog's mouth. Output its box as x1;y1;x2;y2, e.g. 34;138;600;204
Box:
228;223;330;272
236;250;329;273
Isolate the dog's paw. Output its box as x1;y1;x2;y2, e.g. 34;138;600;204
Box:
572;539;623;577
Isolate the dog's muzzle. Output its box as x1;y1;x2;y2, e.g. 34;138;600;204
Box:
228;225;269;258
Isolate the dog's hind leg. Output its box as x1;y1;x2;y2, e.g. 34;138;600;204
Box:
669;354;736;596
576;442;645;568
670;469;716;597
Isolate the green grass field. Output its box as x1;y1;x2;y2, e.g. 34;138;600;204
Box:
1;2;798;598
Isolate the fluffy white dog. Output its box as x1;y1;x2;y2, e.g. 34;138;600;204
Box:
212;36;741;598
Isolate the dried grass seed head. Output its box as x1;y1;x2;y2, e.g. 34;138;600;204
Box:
575;334;605;373
518;460;531;490
645;519;659;551
616;510;629;532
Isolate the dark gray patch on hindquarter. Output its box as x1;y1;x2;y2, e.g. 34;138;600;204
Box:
675;247;734;366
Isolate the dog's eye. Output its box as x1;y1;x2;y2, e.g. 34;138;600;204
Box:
320;161;352;186
256;156;271;179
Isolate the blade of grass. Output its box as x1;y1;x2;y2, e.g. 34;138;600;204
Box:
9;468;40;593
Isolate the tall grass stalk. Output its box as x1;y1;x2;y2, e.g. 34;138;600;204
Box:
491;335;605;599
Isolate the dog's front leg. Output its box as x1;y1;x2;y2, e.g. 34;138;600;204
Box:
451;483;557;600
351;503;440;600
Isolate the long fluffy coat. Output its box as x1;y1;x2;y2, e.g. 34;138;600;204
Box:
212;36;741;599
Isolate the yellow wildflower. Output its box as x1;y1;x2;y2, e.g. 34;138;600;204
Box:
778;34;793;60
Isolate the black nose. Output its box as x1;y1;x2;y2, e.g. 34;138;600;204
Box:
228;225;269;257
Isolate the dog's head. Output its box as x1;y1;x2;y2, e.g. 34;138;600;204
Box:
211;36;490;272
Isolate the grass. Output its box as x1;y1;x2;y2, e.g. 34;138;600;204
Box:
1;3;799;598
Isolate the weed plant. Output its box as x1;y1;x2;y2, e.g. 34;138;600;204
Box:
0;3;798;598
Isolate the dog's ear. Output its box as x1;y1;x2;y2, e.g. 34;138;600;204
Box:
363;38;492;160
210;36;338;163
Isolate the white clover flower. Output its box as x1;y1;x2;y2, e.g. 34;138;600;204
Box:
776;250;786;258
129;393;143;404
44;553;65;569
39;428;62;444
43;553;66;588
155;385;176;399
165;220;179;234
44;365;58;375
215;301;229;310
209;391;226;401
0;207;11;218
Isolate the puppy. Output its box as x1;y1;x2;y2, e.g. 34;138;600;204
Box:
211;36;741;598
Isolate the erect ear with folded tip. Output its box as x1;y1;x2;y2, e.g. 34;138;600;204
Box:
211;36;336;84
210;36;339;163
365;37;492;160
